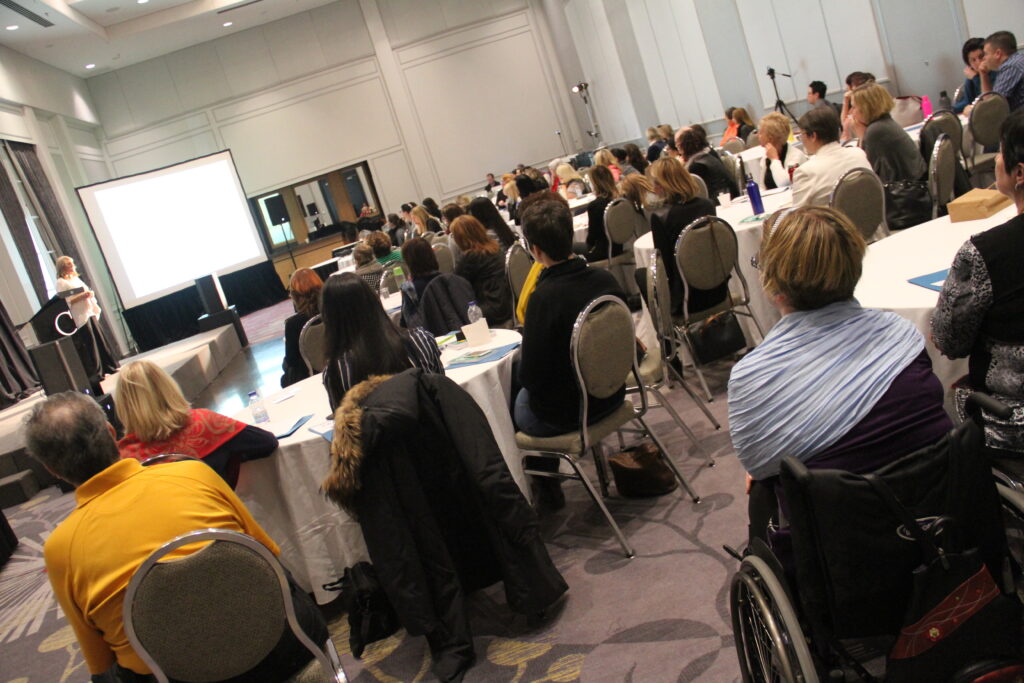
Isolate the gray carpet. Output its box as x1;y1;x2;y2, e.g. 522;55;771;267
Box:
0;362;747;682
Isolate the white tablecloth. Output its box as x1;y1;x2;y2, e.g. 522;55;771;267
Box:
573;211;589;243
233;328;524;604
853;204;1016;392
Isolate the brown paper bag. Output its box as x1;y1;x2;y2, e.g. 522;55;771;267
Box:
947;189;1013;222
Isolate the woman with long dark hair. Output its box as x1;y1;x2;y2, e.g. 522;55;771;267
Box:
321;272;442;410
281;267;323;387
468;196;517;249
582;164;619;262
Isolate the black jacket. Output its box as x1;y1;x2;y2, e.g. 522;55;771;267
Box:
454;251;512;326
649;198;728;315
418;273;475;335
324;370;567;682
688;152;740;203
281;312;312;388
584;195;624;262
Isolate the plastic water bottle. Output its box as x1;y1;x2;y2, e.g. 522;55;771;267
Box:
393;265;406;289
745;175;764;215
248;391;269;424
467;301;483;324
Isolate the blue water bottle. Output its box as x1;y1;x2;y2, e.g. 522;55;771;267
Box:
745;174;764;215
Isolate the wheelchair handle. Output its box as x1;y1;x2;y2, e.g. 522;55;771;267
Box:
966;392;1012;420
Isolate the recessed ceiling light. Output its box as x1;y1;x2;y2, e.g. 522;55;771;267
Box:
223;21;233;27
137;0;149;3
5;25;18;31
85;64;96;69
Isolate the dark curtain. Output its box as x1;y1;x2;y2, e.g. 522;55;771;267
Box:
0;299;39;407
0;159;48;303
6;141;122;356
123;261;287;351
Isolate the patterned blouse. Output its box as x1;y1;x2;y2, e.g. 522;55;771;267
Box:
932;212;1024;453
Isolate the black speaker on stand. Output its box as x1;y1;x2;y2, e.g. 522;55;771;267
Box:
28;336;95;396
195;273;248;347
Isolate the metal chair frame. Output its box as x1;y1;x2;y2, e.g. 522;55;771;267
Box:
298;314;327;373
922;109;967;170
124;528;346;683
377;261;407;298
967;91;1009;172
505;242;533;325
929;133;955;219
722;137;745;155
432;241;454;274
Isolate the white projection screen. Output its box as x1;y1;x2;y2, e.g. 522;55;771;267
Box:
77;150;266;308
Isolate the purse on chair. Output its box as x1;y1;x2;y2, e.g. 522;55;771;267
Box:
884;180;932;230
685;311;746;365
323;562;400;658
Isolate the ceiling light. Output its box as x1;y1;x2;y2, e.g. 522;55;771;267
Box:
222;21;233;27
137;0;149;3
5;25;18;31
85;64;96;69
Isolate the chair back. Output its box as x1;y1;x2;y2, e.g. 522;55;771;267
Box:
378;261;407;296
123;529;342;683
674;216;737;294
744;131;760;149
422;232;436;245
571;296;636;431
929;133;955;219
505;242;532;299
969;92;1009;147
432;242;454;274
921;110;963;156
603;197;647;247
691;173;709;199
647;251;675;354
829;168;886;243
722;137;745;155
720;153;742;190
299;315;328;373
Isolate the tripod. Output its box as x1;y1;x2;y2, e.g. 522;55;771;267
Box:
767;67;799;125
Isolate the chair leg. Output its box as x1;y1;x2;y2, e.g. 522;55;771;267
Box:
616;430;626;451
591;444;612;498
562;452;635;558
639;416;701;503
649;386;714;467
680;335;714;402
666;362;722;430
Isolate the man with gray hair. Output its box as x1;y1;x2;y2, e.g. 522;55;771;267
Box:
25;391;326;682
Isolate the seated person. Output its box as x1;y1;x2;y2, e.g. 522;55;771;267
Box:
594;148;622;181
353;242;384;292
322;272;442;411
932;109;1024;457
806;80;841;115
384;212;409;247
281;267;323;388
412;205;443;235
555;163;589;198
979;30;1023;112
582;165;622;262
611;148;639;175
116;360;277;487
367;230;402;266
677;126;739;203
756;112;808;190
27;391;326;682
954;37;992;114
733;107;756;141
791;106;871;207
719;107;739;146
399;236;442;328
729;207;951;542
468;196;518;250
451;216;513;326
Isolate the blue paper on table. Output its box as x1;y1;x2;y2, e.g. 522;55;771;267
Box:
273;414;313;439
907;269;949;292
445;342;520;369
307;419;334;443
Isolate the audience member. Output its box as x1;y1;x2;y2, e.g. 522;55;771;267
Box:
618;172;654;211
451;215;513;326
791;106;871;207
367;230;402;266
840;71;875;141
646;158;722;315
399;237;442;329
422;197;443;220
27;391;325;682
468;196;517;249
280;267;323;387
440;202;464;229
353;242;384;291
933;109;1024;456
322;272;442;410
623;142;649;174
384;212;408;246
807;80;841;115
412;205;443;235
720;107;740;146
646;126;668;162
513;192;570;324
733;108;756;141
954;37;992;114
484;172;500;191
582;165;621;263
400;202;417;224
677;126;739;203
611;148;639;175
555;163;588;199
980;30;1023;112
757;112;808;189
116;360;278;487
523;166;550;192
594;148;622;181
730;207;951;542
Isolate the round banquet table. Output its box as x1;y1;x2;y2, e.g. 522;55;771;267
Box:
233;328;524;604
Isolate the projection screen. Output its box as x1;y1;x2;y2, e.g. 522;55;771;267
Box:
77;150;266;308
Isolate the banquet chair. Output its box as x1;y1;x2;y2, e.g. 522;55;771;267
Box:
378;261;407;297
720;153;742;191
590;198;643;295
432;242;454;274
299;315;328;373
967;92;1009;173
516;295;701;558
691;173;709;199
929;133;956;219
505;242;533;324
722;137;745;155
674;217;765;401
124;528;347;683
921;110;965;169
422;232;436;245
744;131;760;149
829;168;887;243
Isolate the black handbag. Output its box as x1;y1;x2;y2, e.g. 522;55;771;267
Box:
884;179;932;230
323;562;400;658
685;311;746;365
865;475;1022;682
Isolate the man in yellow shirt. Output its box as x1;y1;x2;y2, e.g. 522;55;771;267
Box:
24;391;326;681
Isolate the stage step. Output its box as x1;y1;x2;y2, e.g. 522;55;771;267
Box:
0;470;39;509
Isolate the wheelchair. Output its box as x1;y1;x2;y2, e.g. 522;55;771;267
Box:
728;394;1024;682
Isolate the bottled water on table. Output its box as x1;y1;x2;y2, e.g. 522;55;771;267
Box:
248;391;269;424
467;301;483;324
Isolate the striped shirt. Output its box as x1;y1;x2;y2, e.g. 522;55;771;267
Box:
323;327;443;411
993;51;1024;111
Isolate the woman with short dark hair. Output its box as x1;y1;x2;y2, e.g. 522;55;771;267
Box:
678;127;739;203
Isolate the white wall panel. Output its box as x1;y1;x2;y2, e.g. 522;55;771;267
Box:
822;0;889;91
217;78;400;194
378;0;527;47
265;13;329;81
962;0;1021;42
165;43;233;113
110;131;219;178
310;1;375;66
369;148;420;210
105;113;212;158
771;0;840;100
82;159;112;185
0;105;31;142
215;28;281;98
117;59;183;127
0;45;98;125
736;0;796;109
87;72;135;136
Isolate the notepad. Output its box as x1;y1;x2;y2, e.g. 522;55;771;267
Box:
445;342;520;369
267;414;313;439
908;269;948;292
307;419;334;443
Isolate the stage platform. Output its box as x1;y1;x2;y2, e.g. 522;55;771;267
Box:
0;324;243;478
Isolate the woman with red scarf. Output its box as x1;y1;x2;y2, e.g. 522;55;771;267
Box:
115;360;277;487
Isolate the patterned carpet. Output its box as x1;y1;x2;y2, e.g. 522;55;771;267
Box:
0;362;746;682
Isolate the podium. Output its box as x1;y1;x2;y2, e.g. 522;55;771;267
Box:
29;295;77;344
25;296;94;396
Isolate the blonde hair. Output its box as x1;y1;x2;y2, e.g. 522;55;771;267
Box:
733;108;754;127
555;163;582;183
114;360;191;442
758;112;791;147
503;181;519;202
648;158;699;204
619;174;654;209
411;205;431;234
758;206;865;311
850;82;893;124
656;124;675;140
594;149;618;169
56;255;75;278
646;126;660;141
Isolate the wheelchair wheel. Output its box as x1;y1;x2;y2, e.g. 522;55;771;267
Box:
730;555;819;683
996;482;1024;602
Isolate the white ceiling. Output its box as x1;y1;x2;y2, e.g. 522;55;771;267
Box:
0;0;338;77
